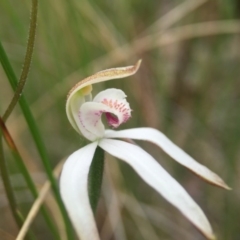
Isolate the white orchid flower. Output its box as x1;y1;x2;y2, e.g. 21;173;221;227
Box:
60;60;229;240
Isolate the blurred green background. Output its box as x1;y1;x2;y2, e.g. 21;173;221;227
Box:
0;0;240;239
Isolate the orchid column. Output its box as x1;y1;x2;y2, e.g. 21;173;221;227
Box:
60;60;229;240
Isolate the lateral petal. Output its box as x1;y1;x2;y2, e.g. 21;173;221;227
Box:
60;142;100;240
99;138;215;240
104;128;230;190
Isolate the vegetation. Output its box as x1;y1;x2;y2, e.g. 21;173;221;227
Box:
0;0;239;239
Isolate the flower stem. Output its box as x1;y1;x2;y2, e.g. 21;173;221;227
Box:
3;0;38;121
88;146;105;213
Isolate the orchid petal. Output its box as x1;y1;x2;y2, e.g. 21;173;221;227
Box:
78;102;107;141
67;85;93;134
69;93;85;133
104;128;230;190
66;60;141;133
99;139;215;240
93;88;127;102
94;89;131;128
60;142;100;240
79;89;131;141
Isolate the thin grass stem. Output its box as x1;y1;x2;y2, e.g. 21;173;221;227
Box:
3;0;38;121
0;120;35;240
0;129;22;227
15;160;65;240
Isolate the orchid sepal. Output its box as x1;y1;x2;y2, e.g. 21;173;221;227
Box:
60;142;100;240
99;138;216;240
104;128;230;190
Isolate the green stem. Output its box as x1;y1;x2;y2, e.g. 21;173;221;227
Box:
88;146;105;213
3;0;38;121
0;128;35;240
0;117;61;240
0;130;22;227
0;42;74;239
